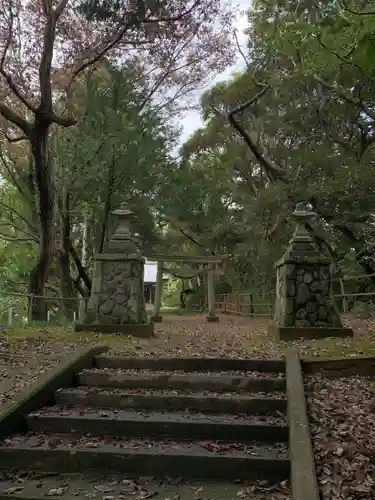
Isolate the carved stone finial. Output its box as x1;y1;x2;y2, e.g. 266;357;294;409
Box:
292;201;315;221
290;201;316;244
109;202;141;255
112;202;134;218
269;200;351;339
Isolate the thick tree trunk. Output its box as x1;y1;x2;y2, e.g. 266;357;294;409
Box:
28;124;55;321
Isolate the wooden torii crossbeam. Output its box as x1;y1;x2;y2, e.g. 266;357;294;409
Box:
145;254;229;323
144;253;229;264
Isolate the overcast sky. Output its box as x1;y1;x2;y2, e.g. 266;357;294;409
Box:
178;0;250;144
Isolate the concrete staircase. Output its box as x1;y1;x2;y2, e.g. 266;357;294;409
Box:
0;355;291;499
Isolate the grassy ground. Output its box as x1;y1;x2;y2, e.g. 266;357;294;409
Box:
1;313;375;404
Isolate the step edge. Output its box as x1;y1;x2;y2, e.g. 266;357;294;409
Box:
25;413;288;429
0;445;290;462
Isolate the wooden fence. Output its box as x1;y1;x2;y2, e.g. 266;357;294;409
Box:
193;293;275;318
192;273;375;319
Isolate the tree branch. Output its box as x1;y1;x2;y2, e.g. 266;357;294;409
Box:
0;145;31;201
73;275;86;297
0;104;32;135
0;230;34;242
0;199;37;233
179;228;216;255
1;131;28;143
314;75;375;121
338;0;375;15
233;30;250;70
69;241;92;292
69;0;203;85
55;0;70;19
228;86;286;181
315;32;363;75
0;222;39;242
50;113;77;127
0;3;37;113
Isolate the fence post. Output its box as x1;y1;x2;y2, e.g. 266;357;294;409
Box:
250;294;254;316
7;308;12;327
47;310;51;323
28;294;34;324
339;278;348;313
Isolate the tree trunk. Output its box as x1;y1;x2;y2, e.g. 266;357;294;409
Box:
28;125;55;321
98;185;112;253
97;80;119;253
97;151;116;253
79;214;90;319
58;191;77;320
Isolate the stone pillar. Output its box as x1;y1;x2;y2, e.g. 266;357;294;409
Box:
269;202;352;341
74;202;154;338
150;260;164;323
206;266;219;322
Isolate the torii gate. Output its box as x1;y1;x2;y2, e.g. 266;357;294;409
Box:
143;253;229;322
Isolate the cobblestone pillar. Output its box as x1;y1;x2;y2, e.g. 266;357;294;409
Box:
74;203;153;337
269;202;352;341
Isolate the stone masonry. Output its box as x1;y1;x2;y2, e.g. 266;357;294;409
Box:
85;258;147;325
275;260;341;328
270;202;352;340
75;203;152;337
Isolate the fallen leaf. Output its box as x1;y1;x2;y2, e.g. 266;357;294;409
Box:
46;487;67;496
4;486;24;495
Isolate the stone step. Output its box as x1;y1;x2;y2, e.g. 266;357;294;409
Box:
26;406;288;442
0;471;291;500
89;367;285;379
56;386;287;414
78;369;286;393
0;434;289;481
94;355;286;373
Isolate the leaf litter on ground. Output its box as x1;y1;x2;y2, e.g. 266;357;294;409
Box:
0;471;290;500
1;314;374;500
306;374;375;499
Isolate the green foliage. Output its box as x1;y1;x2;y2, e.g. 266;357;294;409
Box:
163;278;182;307
54;63;178;251
171;0;375;295
2;0;375;311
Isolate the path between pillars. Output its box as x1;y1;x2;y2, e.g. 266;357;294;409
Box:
113;314;285;359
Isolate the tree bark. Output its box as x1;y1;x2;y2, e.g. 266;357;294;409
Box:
228;86;287;182
79;214;90;319
28;123;55;321
69;241;92;292
98;171;113;253
97;79;119;253
58;190;77;320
